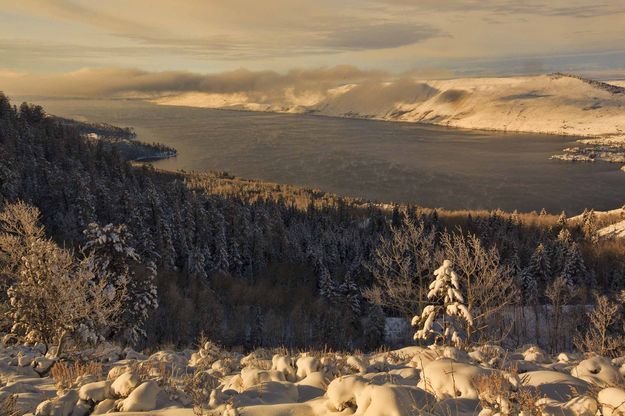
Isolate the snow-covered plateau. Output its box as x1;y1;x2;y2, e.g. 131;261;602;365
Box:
4;341;625;416
152;73;625;138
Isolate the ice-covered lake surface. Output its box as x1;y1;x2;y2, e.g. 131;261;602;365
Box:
26;97;625;213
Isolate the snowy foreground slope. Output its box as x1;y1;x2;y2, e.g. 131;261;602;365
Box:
4;342;625;415
153;74;625;138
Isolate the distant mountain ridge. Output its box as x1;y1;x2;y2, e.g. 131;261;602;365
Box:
153;73;625;137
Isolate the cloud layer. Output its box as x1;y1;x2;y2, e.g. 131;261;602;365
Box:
0;66;392;98
1;0;625;75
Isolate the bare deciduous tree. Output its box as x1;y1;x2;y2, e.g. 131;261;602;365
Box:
440;231;519;345
363;219;437;318
574;293;624;357
545;275;576;353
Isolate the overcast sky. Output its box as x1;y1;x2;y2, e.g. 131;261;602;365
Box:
1;0;625;96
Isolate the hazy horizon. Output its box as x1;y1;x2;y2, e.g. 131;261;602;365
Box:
1;0;625;99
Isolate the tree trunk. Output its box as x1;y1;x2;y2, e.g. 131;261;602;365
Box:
54;330;68;359
533;301;540;346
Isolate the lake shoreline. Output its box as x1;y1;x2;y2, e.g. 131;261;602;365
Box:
18;97;625;214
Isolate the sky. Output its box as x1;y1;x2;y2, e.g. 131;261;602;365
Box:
1;0;625;97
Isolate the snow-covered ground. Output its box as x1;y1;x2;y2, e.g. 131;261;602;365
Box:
598;220;625;239
569;207;625;222
568;207;625;239
4;341;625;415
152;73;625;138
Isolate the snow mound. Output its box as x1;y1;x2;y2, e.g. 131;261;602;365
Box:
118;380;161;412
571;356;625;387
417;358;490;400
597;387;625;416
5;342;625;416
326;375;434;415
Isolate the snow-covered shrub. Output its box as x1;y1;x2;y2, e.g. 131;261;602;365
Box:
182;368;221;414
189;339;224;369
476;370;541;416
0;202;127;357
83;222;158;345
412;260;473;347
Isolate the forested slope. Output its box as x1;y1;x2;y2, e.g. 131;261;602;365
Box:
0;93;623;352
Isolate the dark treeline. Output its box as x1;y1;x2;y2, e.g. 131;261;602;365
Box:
53;116;137;140
55;116;176;161
0;93;623;352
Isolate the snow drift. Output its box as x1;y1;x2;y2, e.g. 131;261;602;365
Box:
5;341;625;416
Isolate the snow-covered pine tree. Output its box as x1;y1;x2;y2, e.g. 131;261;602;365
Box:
144;180;176;270
525;243;552;286
210;210;230;274
412;260;473;347
83;222;158;345
551;228;572;277
186;246;208;280
72;172;96;231
339;269;361;315
562;241;590;287
318;262;339;303
228;238;243;275
581;209;598;243
510;210;521;226
507;247;522;279
557;211;567;229
519;267;538;305
391;205;403;228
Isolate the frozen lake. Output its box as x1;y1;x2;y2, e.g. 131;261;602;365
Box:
26;97;625;214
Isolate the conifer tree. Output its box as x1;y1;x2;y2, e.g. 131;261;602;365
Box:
551;228;572;277
557;211;567;229
318;265;339;303
412;260;473;347
562;242;589;287
581;209;598;243
525;243;552;288
83;222;158;345
340;270;361;315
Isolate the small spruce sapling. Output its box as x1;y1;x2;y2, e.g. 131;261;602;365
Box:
412;260;473;347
